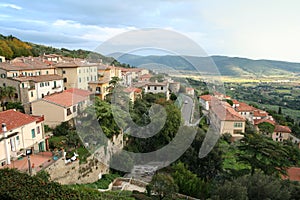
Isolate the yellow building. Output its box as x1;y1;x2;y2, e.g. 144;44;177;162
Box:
31;88;92;127
88;79;110;100
55;61;98;90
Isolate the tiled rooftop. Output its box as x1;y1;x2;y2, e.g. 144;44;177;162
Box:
0;110;41;134
12;74;63;82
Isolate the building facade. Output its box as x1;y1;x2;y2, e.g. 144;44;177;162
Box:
0;110;46;166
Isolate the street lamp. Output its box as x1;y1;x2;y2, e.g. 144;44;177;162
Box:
26;148;33;175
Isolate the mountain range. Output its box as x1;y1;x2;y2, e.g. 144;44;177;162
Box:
112;53;300;77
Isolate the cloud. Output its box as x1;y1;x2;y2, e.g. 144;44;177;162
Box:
0;3;22;10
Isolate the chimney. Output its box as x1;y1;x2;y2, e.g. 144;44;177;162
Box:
2;123;7;132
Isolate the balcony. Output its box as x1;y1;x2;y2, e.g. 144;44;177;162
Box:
52;85;61;90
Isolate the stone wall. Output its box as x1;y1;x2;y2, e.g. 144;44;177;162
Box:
46;155;109;185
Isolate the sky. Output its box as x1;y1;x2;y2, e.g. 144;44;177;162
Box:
0;0;300;62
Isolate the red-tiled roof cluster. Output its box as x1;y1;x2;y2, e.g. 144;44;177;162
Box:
274;125;292;133
199;95;212;101
253;110;269;117
236;102;257;112
0;57;54;71
254;118;276;125
211;100;246;121
0;110;42;134
123;87;142;93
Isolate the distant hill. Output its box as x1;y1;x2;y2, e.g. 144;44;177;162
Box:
0;34;116;64
113;53;300;77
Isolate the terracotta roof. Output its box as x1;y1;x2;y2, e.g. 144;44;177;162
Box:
0;110;41;134
186;87;194;91
199;95;212;101
211;100;246;121
43;91;87;108
274;125;291;133
232;99;240;104
64;88;92;97
253;110;268;117
88;78;110;84
145;82;168;86
254;118;276;125
12;74;63;82
118;67;143;72
236;102;257;112
283;167;300;181
139;74;152;79
55;61;98;68
0;57;54;71
123;87;142;93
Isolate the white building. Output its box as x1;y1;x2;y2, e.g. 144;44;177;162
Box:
0;109;46;166
144;82;170;100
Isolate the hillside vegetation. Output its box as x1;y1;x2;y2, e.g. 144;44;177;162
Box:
0;34;114;63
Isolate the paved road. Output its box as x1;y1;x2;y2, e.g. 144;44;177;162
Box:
181;95;194;125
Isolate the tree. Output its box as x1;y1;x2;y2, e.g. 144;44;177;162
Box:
212;172;291;200
278;106;282;115
258;122;275;135
180;129;223;181
237;132;299;176
171;162;210;199
108;76;121;92
148;173;178;200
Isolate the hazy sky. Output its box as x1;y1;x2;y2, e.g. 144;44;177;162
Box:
0;0;300;62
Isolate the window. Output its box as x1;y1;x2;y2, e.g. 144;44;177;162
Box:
79;77;81;83
54;81;57;88
234;122;243;128
1;161;6;166
276;132;279;136
154;86;157;90
62;70;66;74
79;69;81;73
21;83;25;88
31;91;33;97
37;126;40;134
64;78;67;83
87;77;89;81
148;86;150;90
46;71;49;75
73;106;77;112
16;136;20;146
67;108;72;116
31;129;36;138
42;94;44;98
161;86;164;90
3;83;5;87
94;76;97;81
